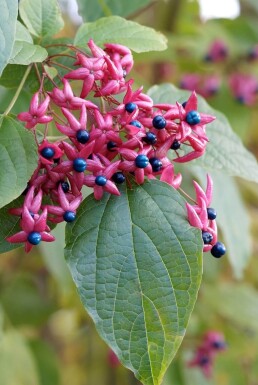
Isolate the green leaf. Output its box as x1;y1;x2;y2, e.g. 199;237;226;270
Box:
202;283;258;332
147;83;258;183
15;21;33;44
19;0;64;38
65;180;203;385
40;222;73;294
0;0;18;75
0;115;38;208
9;42;48;65
29;340;60;385
77;0;153;21
0;275;54;326
0;196;24;254
191;168;251;279
0;330;40;385
74;16;167;53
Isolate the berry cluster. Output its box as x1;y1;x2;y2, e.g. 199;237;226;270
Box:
6;39;225;256
188;331;227;378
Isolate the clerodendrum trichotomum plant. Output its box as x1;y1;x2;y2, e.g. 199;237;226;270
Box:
1;1;258;384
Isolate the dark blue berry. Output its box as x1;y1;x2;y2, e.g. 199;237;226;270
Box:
204;54;212;62
61;181;70;193
112;172;125;184
171;140;181;150
152;115;166;129
29;211;34;218
143;132;157;145
149;157;162;172
63;210;76;222
186;110;201;125
73;158;87;172
135;154;149;168
202;231;213;245
129;120;141;128
212;341;226;350
236;96;245;104
95;175;107;186
207;207;217;220
107;141;117;151
211;242;226;258
41;147;55;159
76;129;90;144
27;231;41;245
199;356;210;366
125;102;137;113
182;101;187;108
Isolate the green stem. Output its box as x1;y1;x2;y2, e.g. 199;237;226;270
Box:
178;187;197;204
3;64;32;116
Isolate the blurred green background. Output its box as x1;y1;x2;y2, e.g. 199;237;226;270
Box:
2;1;258;384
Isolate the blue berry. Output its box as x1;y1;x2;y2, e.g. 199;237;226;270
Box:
76;129;90;144
73;158;87;172
212;341;226;350
63;210;76;222
211;242;226;258
41;147;55;159
152;115;166;129
207;207;217;220
107;141;117;151
135;154;149;168
171;140;181;150
125;102;137;113
202;231;213;245
95;175;107;186
182;101;187;108
200;356;210;366
27;231;41;245
129;120;141;128
61;181;69;193
143;132;157;145
149;157;162;172
186;110;201;125
112;172;125;184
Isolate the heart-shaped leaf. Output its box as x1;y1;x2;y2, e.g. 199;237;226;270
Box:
0;115;38;208
74;16;167;53
0;0;18;75
65;180;203;385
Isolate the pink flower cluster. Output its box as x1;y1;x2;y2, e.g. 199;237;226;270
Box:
180;39;258;105
188;331;227;378
7;39;218;253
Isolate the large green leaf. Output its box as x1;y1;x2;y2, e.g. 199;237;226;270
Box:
0;0;18;75
147;84;258;183
14;21;33;44
191;168;251;279
0;115;38;208
74;16;167;53
9;42;48;65
77;0;153;21
65;180;203;385
19;0;64;38
0;196;24;254
0;330;40;385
